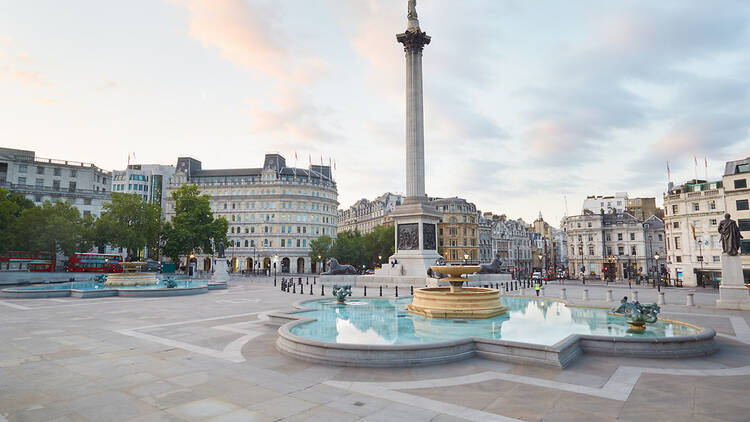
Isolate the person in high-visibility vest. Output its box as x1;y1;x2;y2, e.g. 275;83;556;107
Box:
534;282;541;296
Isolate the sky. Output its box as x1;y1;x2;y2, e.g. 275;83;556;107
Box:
1;0;749;226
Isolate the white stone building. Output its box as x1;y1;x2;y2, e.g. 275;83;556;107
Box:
478;212;493;263
111;164;175;214
337;192;403;234
663;179;725;287
563;211;666;280
582;192;629;214
165;154;338;274
0;147;110;218
487;213;532;276
722;157;750;280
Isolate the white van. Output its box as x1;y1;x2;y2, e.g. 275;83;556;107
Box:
532;272;542;280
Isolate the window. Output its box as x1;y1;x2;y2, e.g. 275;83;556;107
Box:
618;246;624;255
606;234;611;241
630;232;635;241
709;219;717;226
17;176;26;185
244;240;248;247
674;237;681;249
18;164;27;173
281;239;285;247
676;256;682;263
53;168;61;176
734;179;747;189
737;200;749;211
36;166;44;175
672;205;678;214
658;234;663;242
673;222;680;229
692;202;699;211
607;247;612;256
742;240;750;255
709;201;716;210
588;234;593;241
617;233;623;241
35;178;43;186
631;246;636;256
34;195;42;202
587;222;592;228
84;198;91;205
52;180;60;190
70;169;77;177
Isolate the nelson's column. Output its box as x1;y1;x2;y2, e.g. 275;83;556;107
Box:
377;0;442;281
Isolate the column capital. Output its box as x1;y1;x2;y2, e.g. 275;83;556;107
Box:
396;29;431;53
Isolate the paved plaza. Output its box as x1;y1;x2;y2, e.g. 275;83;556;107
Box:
1;278;750;421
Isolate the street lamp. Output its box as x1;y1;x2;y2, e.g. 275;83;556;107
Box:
464;253;469;264
653;253;660;291
318;255;322;273
273;253;278;282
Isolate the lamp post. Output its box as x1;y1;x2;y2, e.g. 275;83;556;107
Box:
273;253;278;282
464;253;469;265
318;255;322;273
579;243;585;285
653;253;660;291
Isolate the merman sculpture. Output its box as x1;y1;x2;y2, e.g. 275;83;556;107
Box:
332;285;352;303
611;297;660;332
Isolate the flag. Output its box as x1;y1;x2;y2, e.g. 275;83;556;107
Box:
334;160;336;170
666;161;670;180
127;153;130;166
133;152;136;161
294;150;298;160
691;224;696;240
694;155;698;166
704;156;708;168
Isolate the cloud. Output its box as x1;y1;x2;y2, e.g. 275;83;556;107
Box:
175;0;334;142
1;67;50;87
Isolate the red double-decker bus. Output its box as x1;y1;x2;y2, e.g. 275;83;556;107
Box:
0;251;56;272
66;253;124;273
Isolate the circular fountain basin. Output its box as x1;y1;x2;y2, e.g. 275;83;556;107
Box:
407;287;508;318
0;279;211;299
105;272;158;287
271;297;717;368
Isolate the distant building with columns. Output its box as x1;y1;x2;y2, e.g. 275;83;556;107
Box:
337;192;403;234
165;154;338;274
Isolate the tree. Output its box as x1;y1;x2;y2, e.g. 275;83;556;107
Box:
96;193;163;260
12;200;92;256
308;235;333;264
0;188;34;253
330;230;366;267
362;225;395;266
162;184;228;264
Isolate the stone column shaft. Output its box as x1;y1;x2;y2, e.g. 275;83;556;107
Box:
405;49;425;201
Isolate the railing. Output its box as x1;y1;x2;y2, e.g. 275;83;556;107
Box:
1;182;110;198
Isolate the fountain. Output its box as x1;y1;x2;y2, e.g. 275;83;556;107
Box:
407;265;508;319
104;262;158;287
611;297;661;333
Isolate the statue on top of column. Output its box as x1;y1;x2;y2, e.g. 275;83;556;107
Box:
407;0;419;28
718;213;742;256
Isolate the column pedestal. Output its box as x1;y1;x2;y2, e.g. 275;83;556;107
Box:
213;259;230;282
375;201;441;279
716;254;750;310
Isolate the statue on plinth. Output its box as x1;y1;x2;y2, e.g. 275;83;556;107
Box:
718;213;742;256
477;255;504;274
322;258;357;275
217;240;225;259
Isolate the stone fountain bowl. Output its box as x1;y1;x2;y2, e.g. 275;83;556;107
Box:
430;265;480;279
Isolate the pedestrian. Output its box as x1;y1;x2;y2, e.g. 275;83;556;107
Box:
534;281;541;296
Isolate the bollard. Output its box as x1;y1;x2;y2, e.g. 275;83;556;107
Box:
411;285;414;295
274;278;277;287
300;283;304;295
380;286;383;297
292;283;296;294
686;290;695;306
307;276;309;284
582;289;589;301
657;291;665;305
631;290;639;302
310;284;313;295
321;284;325;296
505;283;508;292
561;288;567;300
606;289;613;302
364;285;367;296
395;286;399;297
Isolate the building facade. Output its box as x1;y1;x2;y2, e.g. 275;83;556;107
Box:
337;192;403;234
663;179;725;287
165;154;338;274
488;213;532;276
582;192;628;214
111;164;175;213
432;197;479;264
626;197;658;221
563;211;666;280
477;212;493;263
723;157;750;275
0;147;111;218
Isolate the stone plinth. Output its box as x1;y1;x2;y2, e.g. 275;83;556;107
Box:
213;259;230;282
407;287;508;319
466;274;512;283
716;254;750;310
383;201;442;280
318;275;358;286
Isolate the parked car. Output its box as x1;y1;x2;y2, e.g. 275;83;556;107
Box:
142;260;162;273
532;272;542;280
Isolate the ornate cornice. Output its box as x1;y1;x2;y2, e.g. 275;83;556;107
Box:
396;28;431;52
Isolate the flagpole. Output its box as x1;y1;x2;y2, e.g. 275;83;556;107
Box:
704;157;709;181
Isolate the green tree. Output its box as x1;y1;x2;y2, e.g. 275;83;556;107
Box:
96;193;163;260
330;230;366;267
12;200;92;256
308;235;333;265
0;188;34;253
162;184;228;264
362;225;395;266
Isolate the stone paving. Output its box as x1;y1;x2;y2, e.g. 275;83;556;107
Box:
1;276;749;421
